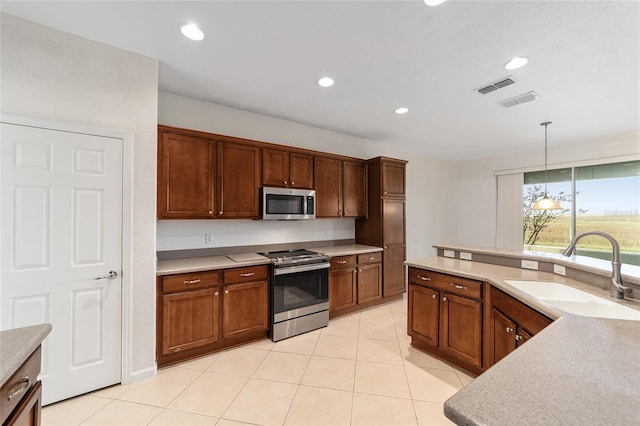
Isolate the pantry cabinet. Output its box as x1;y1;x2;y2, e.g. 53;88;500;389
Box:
157;266;269;367
262;148;313;189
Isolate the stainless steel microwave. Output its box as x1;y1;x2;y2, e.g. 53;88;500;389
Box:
262;187;316;220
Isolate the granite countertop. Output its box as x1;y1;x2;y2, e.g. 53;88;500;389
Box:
157;244;382;276
1;324;52;385
405;257;640;425
308;244;382;257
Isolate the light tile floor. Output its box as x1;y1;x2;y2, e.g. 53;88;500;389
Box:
43;297;472;425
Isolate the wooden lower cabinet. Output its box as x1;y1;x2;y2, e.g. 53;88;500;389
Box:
407;266;555;375
2;346;43;426
157;266;269;366
329;252;383;315
408;268;483;372
490;287;552;364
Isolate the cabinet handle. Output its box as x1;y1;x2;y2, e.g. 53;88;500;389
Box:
442;297;448;302
450;283;468;290
208;210;213;214
417;275;431;281
337;260;347;264
384;246;388;249
367;257;375;260
219;211;223;215
291;181;295;185
515;334;523;341
7;376;29;401
174;348;182;352
505;327;513;333
432;294;437;299
214;291;219;296
384;191;388;195
225;290;229;294
183;279;201;285
240;272;255;277
284;180;288;185
358;269;362;272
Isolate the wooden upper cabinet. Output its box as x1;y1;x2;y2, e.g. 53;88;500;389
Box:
314;156;343;218
262;148;313;189
157;131;215;219
289;152;313;189
343;160;367;217
216;141;261;218
381;159;406;198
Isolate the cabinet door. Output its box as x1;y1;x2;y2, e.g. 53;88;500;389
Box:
382;198;405;246
314;156;342;217
262;148;289;187
343;160;367;217
289;152;313;189
222;281;269;339
5;380;41;426
491;308;517;364
357;262;382;304
516;328;532;347
381;160;406;198
216;141;261;218
441;292;483;367
158;132;215;218
162;288;220;355
382;246;406;297
408;284;439;347
329;267;357;312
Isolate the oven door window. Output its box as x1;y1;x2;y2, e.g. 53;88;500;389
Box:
273;268;328;314
265;194;305;215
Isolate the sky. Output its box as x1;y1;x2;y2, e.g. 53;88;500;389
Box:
542;177;640;215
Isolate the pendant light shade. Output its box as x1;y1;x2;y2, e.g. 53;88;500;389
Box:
532;121;562;210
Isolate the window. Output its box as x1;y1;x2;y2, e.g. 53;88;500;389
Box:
523;160;640;266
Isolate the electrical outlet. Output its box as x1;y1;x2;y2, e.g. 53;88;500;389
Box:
204;233;213;245
521;259;539;270
443;250;455;258
553;264;566;276
460;252;472;261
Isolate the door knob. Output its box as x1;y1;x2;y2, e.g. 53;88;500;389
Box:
94;271;118;280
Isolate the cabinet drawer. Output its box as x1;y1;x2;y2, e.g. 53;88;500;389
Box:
331;255;357;269
162;271;219;293
409;268;482;300
224;265;268;284
1;346;41;424
357;252;382;265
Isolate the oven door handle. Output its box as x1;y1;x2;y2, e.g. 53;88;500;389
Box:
273;262;330;275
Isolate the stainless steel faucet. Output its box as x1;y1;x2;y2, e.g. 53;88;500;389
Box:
562;231;630;299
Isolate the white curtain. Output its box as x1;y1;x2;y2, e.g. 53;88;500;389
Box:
496;173;524;250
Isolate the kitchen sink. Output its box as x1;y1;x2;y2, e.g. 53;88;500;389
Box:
503;280;640;321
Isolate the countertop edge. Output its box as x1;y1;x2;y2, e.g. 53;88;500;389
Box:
1;324;52;385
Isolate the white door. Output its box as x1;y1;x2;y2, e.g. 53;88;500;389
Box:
1;122;123;405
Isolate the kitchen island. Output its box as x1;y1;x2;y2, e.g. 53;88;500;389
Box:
405;255;640;425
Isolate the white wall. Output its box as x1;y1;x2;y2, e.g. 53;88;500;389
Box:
452;130;640;247
158;92;455;260
1;14;158;379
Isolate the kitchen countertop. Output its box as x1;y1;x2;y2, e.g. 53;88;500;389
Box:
405;257;640;425
307;244;382;257
156;244;382;275
1;324;52;385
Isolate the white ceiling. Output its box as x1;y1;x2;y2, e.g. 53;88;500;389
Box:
2;1;639;160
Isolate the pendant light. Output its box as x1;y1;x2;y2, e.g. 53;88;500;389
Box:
532;121;561;210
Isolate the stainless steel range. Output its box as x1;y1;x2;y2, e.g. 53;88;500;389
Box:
260;249;330;341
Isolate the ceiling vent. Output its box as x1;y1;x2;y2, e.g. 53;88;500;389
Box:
498;91;540;108
476;76;517;95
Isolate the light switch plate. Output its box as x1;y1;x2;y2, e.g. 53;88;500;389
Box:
553;264;566;276
521;259;539;270
443;250;455;258
204;233;213;245
460;252;472;261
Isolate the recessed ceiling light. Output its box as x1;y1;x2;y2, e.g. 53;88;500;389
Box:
424;0;448;6
504;57;529;70
395;107;409;114
180;23;204;41
318;77;334;87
